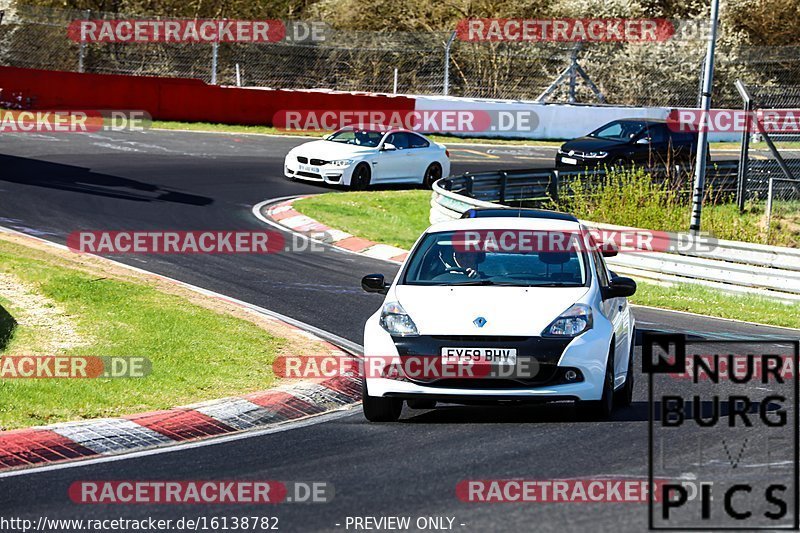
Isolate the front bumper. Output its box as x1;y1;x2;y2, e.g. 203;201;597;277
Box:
284;158;355;185
363;317;612;402
555;153;608;169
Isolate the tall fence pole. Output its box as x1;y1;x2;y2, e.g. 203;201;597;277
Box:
734;79;752;212
235;63;241;87
689;0;721;235
78;9;90;73
443;31;456;96
393;67;398;95
765;177;774;242
210;41;219;85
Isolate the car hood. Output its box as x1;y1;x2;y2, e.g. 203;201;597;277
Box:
291;140;377;159
394;285;590;336
560;136;627;153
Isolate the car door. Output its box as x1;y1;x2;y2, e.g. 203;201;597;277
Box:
644;124;671;166
406;133;433;182
592;249;629;387
375;132;411;182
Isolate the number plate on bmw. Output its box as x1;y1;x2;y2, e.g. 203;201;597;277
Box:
298;163;320;173
441;348;517;365
561;156;577;165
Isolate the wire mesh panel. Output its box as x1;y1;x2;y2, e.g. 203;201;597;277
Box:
2;2;800;108
742;84;800;202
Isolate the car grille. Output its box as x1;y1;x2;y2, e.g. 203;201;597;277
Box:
296;156;329;166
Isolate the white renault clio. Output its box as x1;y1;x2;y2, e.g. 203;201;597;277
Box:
361;208;636;422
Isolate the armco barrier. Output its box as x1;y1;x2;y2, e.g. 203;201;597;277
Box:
0;66;415;125
431;166;800;301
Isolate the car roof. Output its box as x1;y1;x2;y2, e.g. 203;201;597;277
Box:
428;214;583;233
334;126;427;136
462;208;578;222
610;118;668;125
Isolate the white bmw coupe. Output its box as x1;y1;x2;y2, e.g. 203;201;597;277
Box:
284;127;450;189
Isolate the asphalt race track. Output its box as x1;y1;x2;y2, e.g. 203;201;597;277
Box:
0;129;796;532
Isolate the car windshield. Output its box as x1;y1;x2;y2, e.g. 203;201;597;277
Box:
325;128;384;147
402;231;589;287
589;120;647;141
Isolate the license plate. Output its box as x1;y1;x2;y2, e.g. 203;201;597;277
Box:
298;163;320;173
441;347;517;365
561;156;577;165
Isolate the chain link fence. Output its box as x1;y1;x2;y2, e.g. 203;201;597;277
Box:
2;2;800;108
740;84;800;203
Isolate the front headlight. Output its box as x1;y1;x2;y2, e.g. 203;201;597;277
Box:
542;303;593;337
379;302;419;337
331;159;354;167
586;152;608;158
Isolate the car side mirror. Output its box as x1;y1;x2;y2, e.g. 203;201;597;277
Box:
600;242;618;258
382;143;397;151
362;273;390;294
635;137;650;145
603;276;637;299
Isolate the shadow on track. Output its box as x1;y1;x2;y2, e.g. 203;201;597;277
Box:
0;154;212;205
399;401;651;424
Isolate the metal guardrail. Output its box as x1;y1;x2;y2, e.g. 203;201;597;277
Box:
431;162;800;302
437;162;743;205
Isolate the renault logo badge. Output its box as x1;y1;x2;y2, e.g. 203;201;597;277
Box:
473;317;487;328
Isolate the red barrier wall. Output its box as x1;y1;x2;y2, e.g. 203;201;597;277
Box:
0;66;415;126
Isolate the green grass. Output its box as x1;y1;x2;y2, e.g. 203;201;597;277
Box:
0;239;286;430
151;120;563;145
292;190;799;328
555;167;800;247
631;281;799;329
150;119;800;150
295;190;432;249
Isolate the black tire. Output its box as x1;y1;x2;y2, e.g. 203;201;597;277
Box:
350;163;371;190
614;332;635;408
578;346;615;420
422;163;442;189
362;380;402;422
406;399;436;410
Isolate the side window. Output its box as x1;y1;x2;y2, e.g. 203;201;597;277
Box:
386;132;410;150
648;125;667;143
408;133;430;149
591;250;610;288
